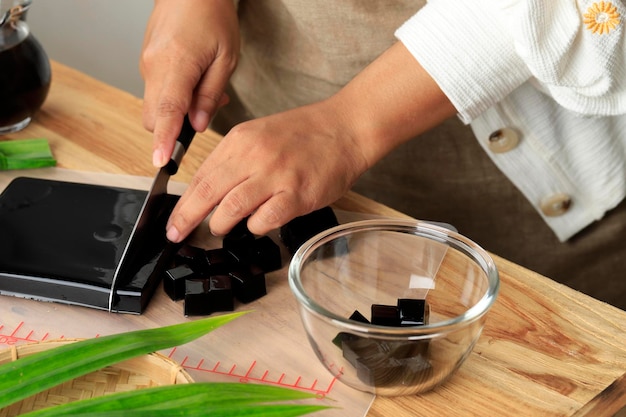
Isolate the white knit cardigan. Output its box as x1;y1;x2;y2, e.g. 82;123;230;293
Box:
397;0;626;241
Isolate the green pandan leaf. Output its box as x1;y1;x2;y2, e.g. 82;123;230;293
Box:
20;383;331;417
0;138;56;170
0;312;249;409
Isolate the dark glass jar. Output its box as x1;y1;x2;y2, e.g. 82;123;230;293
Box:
0;0;50;134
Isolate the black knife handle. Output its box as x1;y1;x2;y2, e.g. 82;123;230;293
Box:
177;114;196;151
166;114;196;175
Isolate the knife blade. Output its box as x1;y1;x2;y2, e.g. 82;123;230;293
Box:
108;115;196;312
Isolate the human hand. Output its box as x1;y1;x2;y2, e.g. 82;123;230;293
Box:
164;101;370;242
140;0;239;167
165;42;456;242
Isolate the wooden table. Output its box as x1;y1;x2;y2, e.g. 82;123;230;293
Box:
3;61;626;417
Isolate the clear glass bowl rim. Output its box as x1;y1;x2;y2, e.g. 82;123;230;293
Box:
288;218;500;338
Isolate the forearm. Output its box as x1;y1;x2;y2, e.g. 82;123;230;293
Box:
326;42;457;169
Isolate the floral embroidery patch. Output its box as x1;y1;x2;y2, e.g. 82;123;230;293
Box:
583;1;621;34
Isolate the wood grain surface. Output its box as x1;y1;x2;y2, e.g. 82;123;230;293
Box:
2;61;625;416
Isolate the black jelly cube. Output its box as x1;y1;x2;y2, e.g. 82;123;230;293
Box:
341;335;374;367
163;264;196;301
332;331;360;350
279;206;339;255
223;217;256;253
332;332;348;348
208;275;235;311
398;298;428;326
340;335;432;387
356;352;432;388
199;248;239;275
174;244;205;267
371;304;400;327
229;264;267;303
184;279;210;316
332;310;371;348
355;355;406;388
349;310;370;324
247;236;282;272
226;236;282;273
183;275;234;316
175;245;238;275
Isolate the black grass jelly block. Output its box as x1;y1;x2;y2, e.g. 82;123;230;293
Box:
224;236;283;274
229;264;267;304
398;298;428;326
183;275;234;316
245;236;282;272
201;248;240;275
279;206;339;255
222;217;256;253
341;335;432;388
340;337;368;367
355;350;433;389
371;304;401;327
332;310;371;348
163;264;196;301
173;244;205;268
349;310;370;324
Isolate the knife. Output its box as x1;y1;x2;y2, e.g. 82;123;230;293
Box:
108;115;196;312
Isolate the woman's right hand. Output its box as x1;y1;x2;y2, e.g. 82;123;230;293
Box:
140;0;240;167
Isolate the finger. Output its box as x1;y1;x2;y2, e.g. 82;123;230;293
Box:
246;191;306;236
208;178;307;236
152;70;205;166
141;64;169;133
188;57;237;132
166;188;218;243
189;93;230;132
206;181;269;236
165;161;244;242
142;82;157;133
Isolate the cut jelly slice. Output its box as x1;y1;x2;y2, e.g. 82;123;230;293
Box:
173;244;205;268
229;264;267;303
332;310;371;348
279;206;339;255
355;351;433;389
241;236;282;272
224;235;282;274
371;304;401;327
222;217;255;253
163;264;196;301
349;310;370;324
398;298;428;326
201;248;240;275
341;335;432;388
183;275;234;316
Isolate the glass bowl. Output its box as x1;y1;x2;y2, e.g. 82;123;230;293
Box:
288;219;499;396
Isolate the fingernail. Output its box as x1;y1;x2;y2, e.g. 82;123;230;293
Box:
166;225;181;243
197;110;210;127
152;148;164;167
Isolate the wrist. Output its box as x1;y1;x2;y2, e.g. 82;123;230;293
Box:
327;42;457;168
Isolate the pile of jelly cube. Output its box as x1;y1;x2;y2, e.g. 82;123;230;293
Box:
163;207;339;316
334;300;432;388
